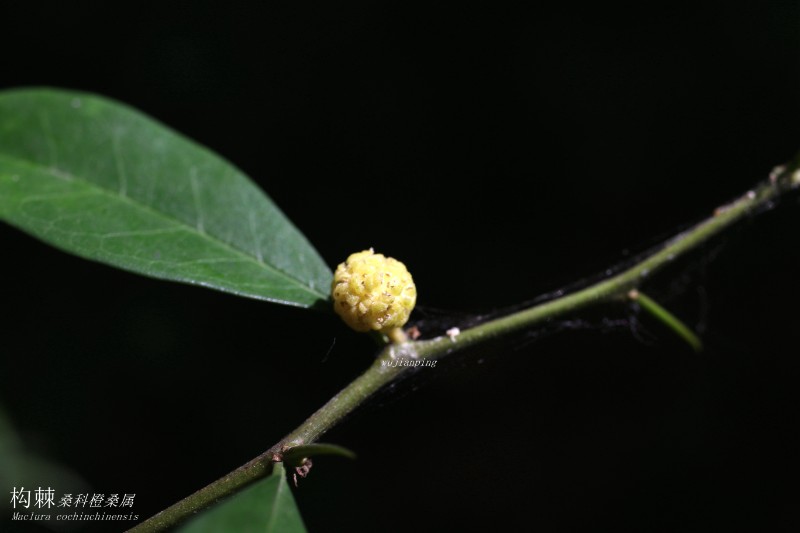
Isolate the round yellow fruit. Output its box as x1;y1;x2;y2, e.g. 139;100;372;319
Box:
331;249;417;333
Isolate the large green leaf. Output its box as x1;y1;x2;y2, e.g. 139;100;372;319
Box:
0;88;331;308
177;463;307;533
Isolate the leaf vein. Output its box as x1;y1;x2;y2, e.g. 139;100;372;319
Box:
0;153;328;300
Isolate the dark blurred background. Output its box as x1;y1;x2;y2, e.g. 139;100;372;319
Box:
1;3;798;532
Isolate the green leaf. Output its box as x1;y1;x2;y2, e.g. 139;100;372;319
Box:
0;88;331;308
177;463;307;533
0;405;90;517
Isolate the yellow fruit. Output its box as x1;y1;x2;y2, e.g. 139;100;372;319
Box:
331;249;417;334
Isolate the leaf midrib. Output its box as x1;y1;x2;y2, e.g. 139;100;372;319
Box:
265;465;294;533
0;152;329;302
265;476;283;532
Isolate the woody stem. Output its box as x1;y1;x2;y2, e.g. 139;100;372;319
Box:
129;164;800;532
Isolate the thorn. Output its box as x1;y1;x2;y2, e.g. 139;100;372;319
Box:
629;290;703;353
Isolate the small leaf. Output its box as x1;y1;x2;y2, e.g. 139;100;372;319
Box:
283;443;357;466
0;88;331;308
177;463;306;533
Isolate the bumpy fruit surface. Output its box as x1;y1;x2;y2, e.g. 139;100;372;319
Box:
332;249;417;333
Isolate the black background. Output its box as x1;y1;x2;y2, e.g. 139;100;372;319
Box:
1;3;799;532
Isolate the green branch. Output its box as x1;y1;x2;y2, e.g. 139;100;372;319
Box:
128;165;800;533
